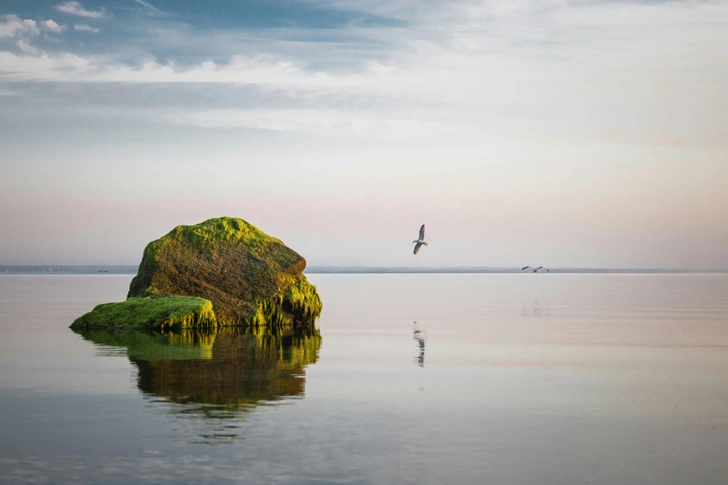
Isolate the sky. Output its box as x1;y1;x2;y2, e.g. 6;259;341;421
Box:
0;0;727;268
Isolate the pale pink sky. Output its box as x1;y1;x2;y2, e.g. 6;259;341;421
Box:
0;0;727;268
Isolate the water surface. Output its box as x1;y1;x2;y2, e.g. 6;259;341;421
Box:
1;274;727;484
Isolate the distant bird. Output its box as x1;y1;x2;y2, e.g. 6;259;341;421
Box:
522;266;549;273
412;224;428;255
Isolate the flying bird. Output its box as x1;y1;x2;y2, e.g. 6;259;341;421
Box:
412;224;428;255
522;266;549;273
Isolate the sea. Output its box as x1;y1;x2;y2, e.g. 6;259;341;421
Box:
0;272;727;485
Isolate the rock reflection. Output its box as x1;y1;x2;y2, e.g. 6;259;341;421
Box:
75;326;321;443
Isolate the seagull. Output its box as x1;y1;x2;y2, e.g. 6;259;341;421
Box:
522;266;549;273
412;224;428;255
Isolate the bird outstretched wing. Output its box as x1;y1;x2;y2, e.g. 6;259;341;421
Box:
534;266;543;272
418;225;425;240
414;243;423;255
521;266;530;270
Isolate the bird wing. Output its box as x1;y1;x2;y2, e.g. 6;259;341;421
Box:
414;243;423;255
418;224;425;240
521;266;530;270
545;268;550;272
535;266;543;271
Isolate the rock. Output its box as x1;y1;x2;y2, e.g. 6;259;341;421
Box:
70;295;216;331
127;217;321;327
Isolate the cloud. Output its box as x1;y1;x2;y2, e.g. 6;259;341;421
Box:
16;40;40;55
1;0;726;148
163;108;465;138
54;1;107;19
131;0;164;14
42;19;66;33
74;24;100;33
0;53;311;85
0;15;40;38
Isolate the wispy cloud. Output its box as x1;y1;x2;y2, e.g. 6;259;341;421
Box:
0;15;40;38
131;0;164;15
73;24;100;33
1;0;727;148
16;40;40;55
163;108;464;139
54;1;107;19
42;19;66;33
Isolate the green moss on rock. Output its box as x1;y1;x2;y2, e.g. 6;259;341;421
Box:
70;295;217;331
127;217;322;327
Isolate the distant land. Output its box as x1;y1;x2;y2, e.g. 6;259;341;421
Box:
1;265;726;275
0;265;139;274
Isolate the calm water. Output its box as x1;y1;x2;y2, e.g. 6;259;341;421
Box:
1;273;727;484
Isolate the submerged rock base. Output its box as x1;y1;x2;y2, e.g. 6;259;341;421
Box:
70;295;217;331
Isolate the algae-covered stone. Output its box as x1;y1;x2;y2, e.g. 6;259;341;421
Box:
127;217;322;327
70;295;217;331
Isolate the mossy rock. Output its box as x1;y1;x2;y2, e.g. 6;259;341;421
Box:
127;217;322;327
70;295;217;331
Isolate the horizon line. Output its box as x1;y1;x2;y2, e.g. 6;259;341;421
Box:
1;264;727;274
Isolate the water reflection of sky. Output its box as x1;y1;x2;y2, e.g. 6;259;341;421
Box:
2;274;728;484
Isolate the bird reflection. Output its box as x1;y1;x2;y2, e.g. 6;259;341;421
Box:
521;299;551;317
75;326;321;444
413;321;426;367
